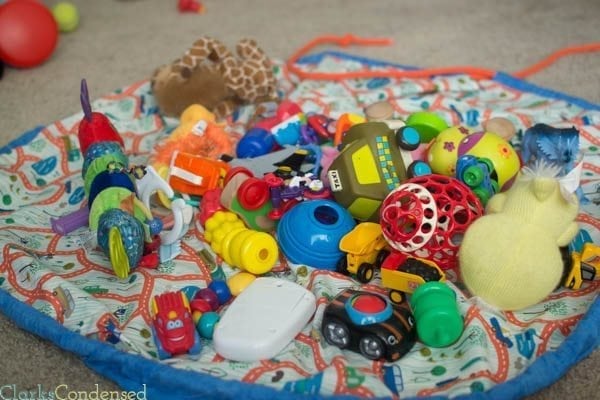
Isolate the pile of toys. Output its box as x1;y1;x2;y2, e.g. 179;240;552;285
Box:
58;73;599;365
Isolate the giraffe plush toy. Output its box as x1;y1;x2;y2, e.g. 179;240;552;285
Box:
151;37;278;119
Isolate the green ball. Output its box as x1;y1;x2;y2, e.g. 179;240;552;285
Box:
52;2;79;33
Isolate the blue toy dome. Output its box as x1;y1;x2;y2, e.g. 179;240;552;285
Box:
277;199;356;270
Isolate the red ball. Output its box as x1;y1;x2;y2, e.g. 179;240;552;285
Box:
195;288;220;311
380;174;483;270
190;298;212;313
0;0;59;68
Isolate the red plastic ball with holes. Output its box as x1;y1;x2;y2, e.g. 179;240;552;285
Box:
0;0;59;68
379;174;483;270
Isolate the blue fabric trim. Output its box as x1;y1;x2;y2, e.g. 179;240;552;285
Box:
296;50;419;71
493;72;600;111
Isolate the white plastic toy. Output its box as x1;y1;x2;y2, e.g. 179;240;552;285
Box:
213;277;316;362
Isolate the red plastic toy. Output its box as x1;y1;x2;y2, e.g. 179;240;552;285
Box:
178;0;204;13
78;80;125;155
0;0;58;68
151;291;202;359
379;174;483;270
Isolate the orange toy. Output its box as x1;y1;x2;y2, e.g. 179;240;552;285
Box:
150;104;235;168
148;105;235;206
168;152;230;197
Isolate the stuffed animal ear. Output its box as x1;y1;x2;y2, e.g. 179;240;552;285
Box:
236;39;273;71
234;38;276;100
206;38;234;64
170;37;231;80
236;39;263;60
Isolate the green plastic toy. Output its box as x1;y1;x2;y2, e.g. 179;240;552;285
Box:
410;281;463;347
405;111;449;143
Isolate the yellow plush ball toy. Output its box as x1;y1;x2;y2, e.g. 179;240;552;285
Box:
459;164;579;311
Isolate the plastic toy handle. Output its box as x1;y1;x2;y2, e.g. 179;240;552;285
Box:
136;165;175;210
160;198;189;245
51;208;90;235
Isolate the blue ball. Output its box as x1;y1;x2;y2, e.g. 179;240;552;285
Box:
198;312;220;339
208;280;232;305
148;217;163;236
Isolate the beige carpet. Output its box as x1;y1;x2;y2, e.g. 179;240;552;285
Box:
0;0;599;398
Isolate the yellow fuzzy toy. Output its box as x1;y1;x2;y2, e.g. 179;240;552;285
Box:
459;164;579;311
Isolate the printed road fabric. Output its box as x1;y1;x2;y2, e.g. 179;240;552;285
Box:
0;54;598;399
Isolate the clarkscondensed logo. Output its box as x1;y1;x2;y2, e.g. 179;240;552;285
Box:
327;170;343;192
0;384;147;400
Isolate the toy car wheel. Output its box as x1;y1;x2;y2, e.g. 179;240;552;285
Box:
151;326;171;360
359;335;385;360
389;290;406;305
336;256;349;275
395;127;420;151
407;161;432;178
188;330;202;356
322;318;351;349
462;165;484;187
357;263;375;283
375;249;390;269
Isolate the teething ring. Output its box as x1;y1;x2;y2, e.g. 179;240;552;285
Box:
380;183;437;252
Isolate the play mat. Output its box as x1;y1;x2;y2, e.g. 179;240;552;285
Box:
0;45;599;400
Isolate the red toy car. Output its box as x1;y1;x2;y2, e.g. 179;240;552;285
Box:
151;290;202;359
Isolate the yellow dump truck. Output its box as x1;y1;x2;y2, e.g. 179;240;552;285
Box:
337;222;390;283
